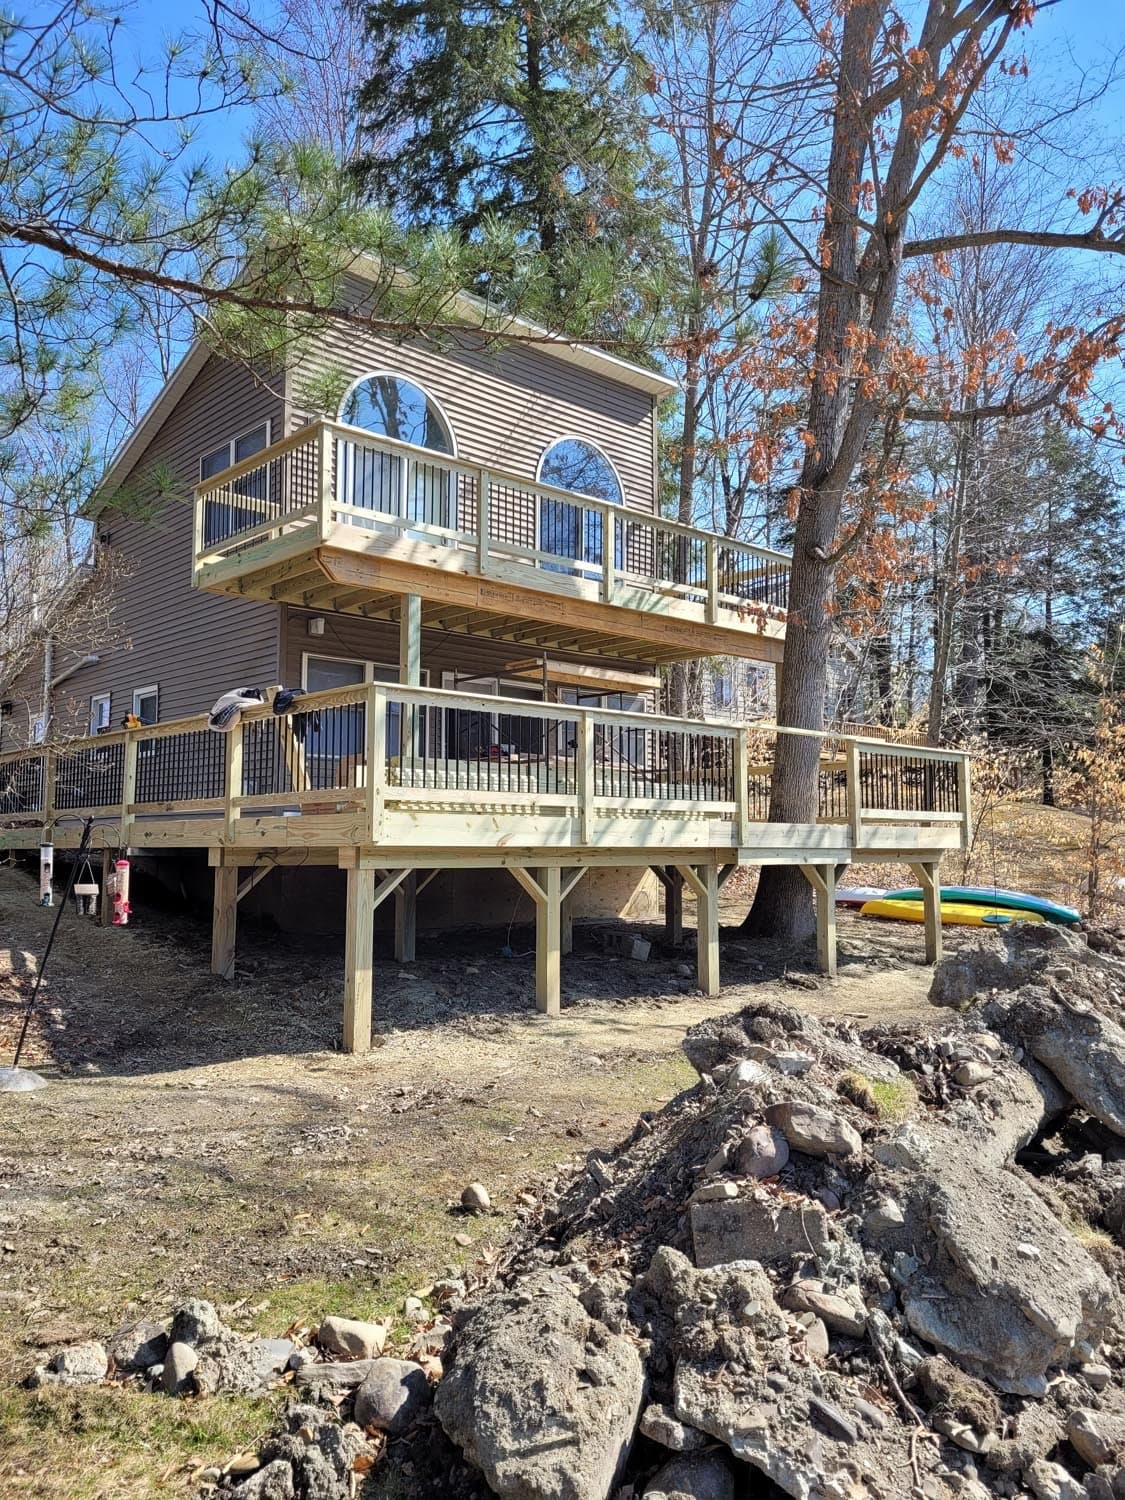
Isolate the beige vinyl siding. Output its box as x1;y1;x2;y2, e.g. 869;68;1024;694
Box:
60;355;284;725
282;607;659;692
289;279;659;519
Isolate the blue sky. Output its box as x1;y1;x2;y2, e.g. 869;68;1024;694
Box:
107;1;1125;170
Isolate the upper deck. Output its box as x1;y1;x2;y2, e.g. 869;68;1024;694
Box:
190;419;791;666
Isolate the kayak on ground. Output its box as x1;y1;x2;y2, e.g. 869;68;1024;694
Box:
835;887;887;907
882;885;1080;925
860;898;1046;928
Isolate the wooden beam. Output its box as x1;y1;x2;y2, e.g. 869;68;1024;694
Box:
316;546;787;665
558;866;587;955
394;871;417;963
211;863;238;979
237;862;273;902
908;858;943;966
800;864;838;977
658;864;684;946
343;864;375;1053
508;865;564;1016
536;865;562;1016
675;862;720;996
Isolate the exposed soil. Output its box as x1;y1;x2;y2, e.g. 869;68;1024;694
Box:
0;857;964;1497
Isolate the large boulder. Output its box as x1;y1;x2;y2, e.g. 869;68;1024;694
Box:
871;1123;1115;1397
990;988;1125;1138
641;1248;905;1500
434;1271;644;1500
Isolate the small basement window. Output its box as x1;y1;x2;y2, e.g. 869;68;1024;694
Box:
90;693;111;734
132;685;159;725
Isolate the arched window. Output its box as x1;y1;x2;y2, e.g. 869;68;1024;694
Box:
340;373;455;455
338;373;455;528
538;437;622;504
537;437;624;573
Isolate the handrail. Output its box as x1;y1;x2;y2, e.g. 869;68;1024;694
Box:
192;417;793;571
0;688;969;770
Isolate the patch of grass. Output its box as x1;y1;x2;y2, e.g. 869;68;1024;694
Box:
837;1070;917;1123
869;1076;919;1124
0;1384;276;1500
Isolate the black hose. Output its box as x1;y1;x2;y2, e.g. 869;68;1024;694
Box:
12;817;95;1069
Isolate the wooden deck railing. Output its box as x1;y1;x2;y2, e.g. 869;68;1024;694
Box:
0;687;971;853
191;419;791;627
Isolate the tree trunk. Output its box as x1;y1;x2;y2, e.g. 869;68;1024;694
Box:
746;0;918;941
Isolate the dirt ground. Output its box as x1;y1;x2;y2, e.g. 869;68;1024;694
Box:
0;856;964;1499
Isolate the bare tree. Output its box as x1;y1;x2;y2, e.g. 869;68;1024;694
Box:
735;0;1125;941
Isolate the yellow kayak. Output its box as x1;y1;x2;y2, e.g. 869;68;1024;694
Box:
860;899;1045;927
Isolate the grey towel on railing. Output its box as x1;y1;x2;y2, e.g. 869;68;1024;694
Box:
207;687;265;733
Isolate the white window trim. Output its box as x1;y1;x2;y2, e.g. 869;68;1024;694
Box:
536;435;626;503
336;371;458;458
198;418;273;481
132;684;159;721
90;693;111;734
534;435;626;562
300;652;430;690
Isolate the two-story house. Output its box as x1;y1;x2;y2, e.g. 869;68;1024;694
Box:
0;262;969;1049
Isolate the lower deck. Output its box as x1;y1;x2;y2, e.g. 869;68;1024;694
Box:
0;683;969;1049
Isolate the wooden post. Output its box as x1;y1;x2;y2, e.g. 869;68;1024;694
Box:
734;728;751;847
476;470;491;573
676;863;720;997
211;862;238;979
845;739;862;846
909;858;943;966
662;866;684;947
601;505;616;602
317;420;333;535
398;593;422;688
705;538;718;625
394;871;417;964
536;865;562;1016
800;865;838;977
224;723;243;843
510;867;563;1017
99;848;114;926
577;712;595;845
120;729;138;848
343;864;375;1053
367;684;387;842
560;891;574;956
957;753;972;853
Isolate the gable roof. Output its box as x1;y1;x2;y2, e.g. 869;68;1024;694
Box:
96;278;678;502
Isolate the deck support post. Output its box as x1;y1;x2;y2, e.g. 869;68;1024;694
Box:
211;863;238;979
908;859;943;966
399;593;422;687
676;863;720;997
800;864;838;977
536;866;562;1016
510;866;585;1017
654;865;684;947
343;865;376;1053
394;871;417;963
560;892;574;956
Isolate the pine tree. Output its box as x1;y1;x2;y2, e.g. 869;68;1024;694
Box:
353;0;670;314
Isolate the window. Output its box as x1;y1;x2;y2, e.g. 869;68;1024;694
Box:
90;694;111;734
337;373;455;528
200;422;271;546
537;437;624;573
440;674;546;758
132;685;159;725
560;687;650;767
300;654;430;761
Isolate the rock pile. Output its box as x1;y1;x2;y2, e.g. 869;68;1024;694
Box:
425;922;1125;1500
